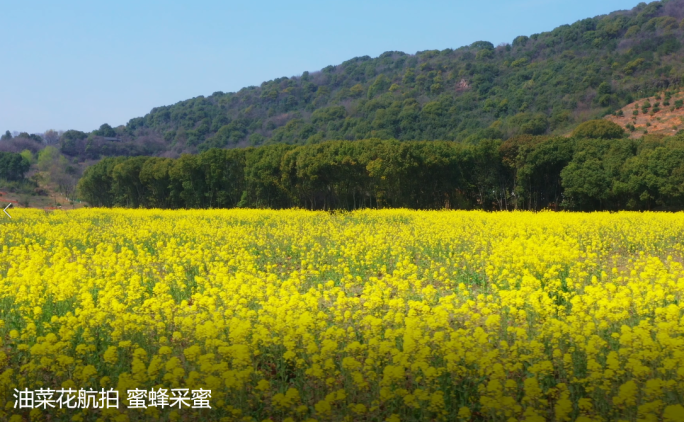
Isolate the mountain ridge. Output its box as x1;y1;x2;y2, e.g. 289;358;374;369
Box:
49;0;684;159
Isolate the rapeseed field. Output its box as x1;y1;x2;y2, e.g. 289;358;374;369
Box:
1;209;684;422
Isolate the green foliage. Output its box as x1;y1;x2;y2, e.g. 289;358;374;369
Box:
37;146;61;171
520;114;549;135
512;36;529;48
79;130;684;212
59;130;87;155
501;135;574;209
79;140;494;210
311;106;346;124
139;157;174;208
19;150;34;165
16;132;44;143
572;120;625;139
367;75;391;99
94;124;117;137
559;135;684;210
88;1;684;152
0;151;30;182
77;157;126;207
560;139;615;210
35;146;82;199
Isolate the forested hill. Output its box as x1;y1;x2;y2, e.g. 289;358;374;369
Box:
61;1;684;158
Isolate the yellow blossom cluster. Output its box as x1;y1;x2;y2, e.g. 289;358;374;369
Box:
1;209;684;421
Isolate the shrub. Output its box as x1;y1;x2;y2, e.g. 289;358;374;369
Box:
572;120;625;139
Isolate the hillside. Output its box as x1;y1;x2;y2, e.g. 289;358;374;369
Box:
606;88;684;137
53;0;684;158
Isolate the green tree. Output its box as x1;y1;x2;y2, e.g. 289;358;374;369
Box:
111;156;150;207
59;130;88;155
95;123;117;137
0;152;30;181
561;139;617;210
200;148;247;208
37;146;60;171
19;150;34;164
169;154;208;208
572;120;625;139
77;157;127;206
367;75;391;99
139;157;175;208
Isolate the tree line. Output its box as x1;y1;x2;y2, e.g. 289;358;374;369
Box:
76;120;684;211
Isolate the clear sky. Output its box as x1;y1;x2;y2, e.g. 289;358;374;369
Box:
1;0;644;134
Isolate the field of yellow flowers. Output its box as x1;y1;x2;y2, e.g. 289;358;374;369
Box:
1;209;684;422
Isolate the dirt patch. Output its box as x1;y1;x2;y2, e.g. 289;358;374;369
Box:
606;91;684;138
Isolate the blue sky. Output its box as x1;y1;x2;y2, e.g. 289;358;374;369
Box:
1;0;643;134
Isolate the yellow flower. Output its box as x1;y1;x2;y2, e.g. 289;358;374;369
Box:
103;346;118;365
458;406;471;419
1;208;684;420
664;405;684;422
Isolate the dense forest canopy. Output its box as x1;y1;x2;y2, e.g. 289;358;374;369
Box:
42;0;684;159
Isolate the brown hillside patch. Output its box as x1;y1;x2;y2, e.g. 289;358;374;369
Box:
606;91;684;138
